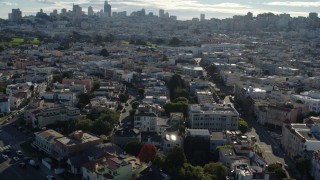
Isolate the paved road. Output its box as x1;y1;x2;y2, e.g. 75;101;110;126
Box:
245;115;297;178
0;112;59;180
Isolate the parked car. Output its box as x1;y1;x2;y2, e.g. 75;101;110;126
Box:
16;150;23;156
2;154;8;160
13;156;19;161
46;175;56;180
19;162;26;168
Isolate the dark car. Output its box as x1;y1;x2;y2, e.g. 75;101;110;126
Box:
19;162;26;168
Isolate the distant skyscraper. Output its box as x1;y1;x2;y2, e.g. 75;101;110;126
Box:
73;4;82;17
104;1;111;17
61;8;67;16
9;8;22;21
53;9;58;15
200;14;205;21
159;9;164;18
88;6;94;16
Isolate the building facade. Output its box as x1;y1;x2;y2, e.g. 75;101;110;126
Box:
188;103;239;132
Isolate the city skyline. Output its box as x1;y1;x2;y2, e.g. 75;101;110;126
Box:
0;0;319;20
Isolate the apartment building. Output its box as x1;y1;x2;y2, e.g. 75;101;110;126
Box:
36;105;80;128
33;129;64;155
134;104;158;132
188;103;239;132
281;123;320;158
292;91;320;113
54;130;102;158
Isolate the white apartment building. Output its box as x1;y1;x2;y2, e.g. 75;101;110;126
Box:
245;86;266;99
281;123;320;158
220;71;240;87
292;91;320;113
33;129;64;155
188;103;239;132
134;104;157;132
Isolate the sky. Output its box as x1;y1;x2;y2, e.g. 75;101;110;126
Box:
0;0;319;20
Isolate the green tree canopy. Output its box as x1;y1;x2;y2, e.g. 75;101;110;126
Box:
267;164;287;179
169;37;181;46
100;48;110;57
203;162;228;180
119;93;129;103
75;118;93;131
132;101;140;109
238;118;248;134
294;156;310;175
125;141;143;156
179;163;211;180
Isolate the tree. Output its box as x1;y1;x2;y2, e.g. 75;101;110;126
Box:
100;48;109;57
91;120;112;135
203;162;228;180
132;101;140;109
238;118;248;134
179;163;211;180
169;37;181;46
138;144;157;163
75;118;93;131
62;72;71;78
77;93;93;106
164;146;187;170
119;93;129;103
138;88;145;97
294;156;310;175
164;146;187;179
92;82;100;92
52;75;62;83
96;110;120;126
152;155;165;169
267;164;287;180
172;97;189;103
125;141;143;156
163;101;189;116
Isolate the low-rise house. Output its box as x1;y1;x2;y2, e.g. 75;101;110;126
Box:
67;143;124;175
111;128;141;147
82;153;147;180
162;128;184;154
210;131;228;153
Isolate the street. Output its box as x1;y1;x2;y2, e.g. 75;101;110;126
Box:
244;114;296;178
0;113;57;180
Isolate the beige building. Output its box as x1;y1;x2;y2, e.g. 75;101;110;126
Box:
33;129;64;155
35;105;80;128
54;130;102;158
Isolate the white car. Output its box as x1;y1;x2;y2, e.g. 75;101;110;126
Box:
16;150;23;156
2;154;8;160
13;156;19;161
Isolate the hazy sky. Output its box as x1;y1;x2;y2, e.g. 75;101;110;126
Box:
0;0;319;20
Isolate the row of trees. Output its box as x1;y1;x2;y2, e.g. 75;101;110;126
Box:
153;146;228;180
67;109;120;135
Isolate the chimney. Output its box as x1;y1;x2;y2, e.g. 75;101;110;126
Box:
73;130;84;139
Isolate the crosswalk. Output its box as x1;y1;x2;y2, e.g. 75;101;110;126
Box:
0;145;11;153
